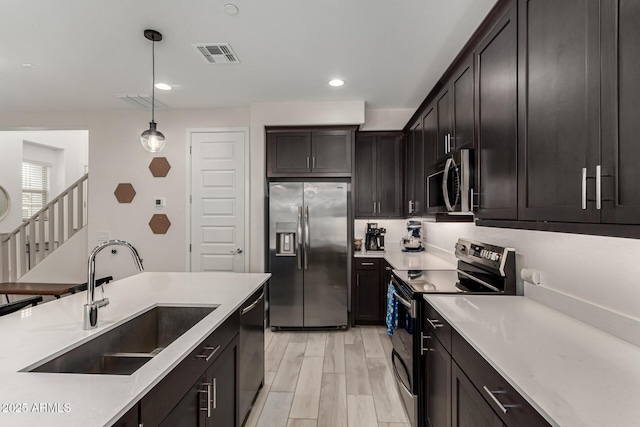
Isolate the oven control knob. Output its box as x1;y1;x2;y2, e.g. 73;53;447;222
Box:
490;252;500;261
480;249;486;258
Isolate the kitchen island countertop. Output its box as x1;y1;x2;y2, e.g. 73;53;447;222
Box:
425;294;640;427
0;271;270;426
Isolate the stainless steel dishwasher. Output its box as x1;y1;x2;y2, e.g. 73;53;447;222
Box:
238;286;265;424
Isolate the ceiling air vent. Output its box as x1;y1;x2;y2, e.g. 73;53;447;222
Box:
194;43;240;64
116;95;169;110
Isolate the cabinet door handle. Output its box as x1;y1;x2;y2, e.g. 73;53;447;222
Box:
213;377;217;410
306;157;310;169
197;345;221;362
482;386;518;414
444;135;448;154
356;273;360;287
426;318;443;329
596;164;601;210
385;266;392;271
200;382;213;417
312;157;316;169
420;332;432;355
361;262;374;266
373;201;377;214
377;202;381;213
582;167;587;209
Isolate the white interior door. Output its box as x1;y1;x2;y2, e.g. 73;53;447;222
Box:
191;129;248;272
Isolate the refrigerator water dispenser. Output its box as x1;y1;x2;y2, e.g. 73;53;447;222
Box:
276;231;296;256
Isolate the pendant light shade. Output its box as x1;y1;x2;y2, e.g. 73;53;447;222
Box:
141;29;165;152
141;121;166;152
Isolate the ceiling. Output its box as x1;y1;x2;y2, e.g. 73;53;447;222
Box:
0;0;498;113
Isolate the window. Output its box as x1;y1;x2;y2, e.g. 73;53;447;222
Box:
22;161;50;220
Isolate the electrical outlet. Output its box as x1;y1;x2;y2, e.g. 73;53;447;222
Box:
154;197;166;207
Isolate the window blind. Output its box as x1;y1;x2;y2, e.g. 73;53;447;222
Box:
22;161;50;220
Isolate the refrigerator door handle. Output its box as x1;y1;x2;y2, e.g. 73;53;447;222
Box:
304;206;310;269
297;206;303;270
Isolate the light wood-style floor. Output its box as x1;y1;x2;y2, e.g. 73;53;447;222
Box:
243;326;410;427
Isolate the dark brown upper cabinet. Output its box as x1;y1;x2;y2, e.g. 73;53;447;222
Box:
518;0;601;223
436;86;453;160
435;56;474;162
475;1;518;220
600;0;640;224
405;121;425;216
354;132;403;218
266;127;354;177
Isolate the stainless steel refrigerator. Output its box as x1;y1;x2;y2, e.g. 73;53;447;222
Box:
268;182;349;329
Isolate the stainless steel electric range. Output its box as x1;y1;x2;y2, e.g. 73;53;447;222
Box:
388;238;516;427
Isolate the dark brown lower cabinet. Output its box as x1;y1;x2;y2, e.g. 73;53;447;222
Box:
353;258;382;324
452;362;504;427
424;333;451;427
353;258;393;325
111;404;138;427
158;338;237;427
421;301;551;427
112;310;243;427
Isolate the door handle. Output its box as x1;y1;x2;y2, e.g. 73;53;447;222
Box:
229;248;243;254
304;206;310;269
596;165;601;210
581;168;587;210
442;157;454;212
297;206;303;270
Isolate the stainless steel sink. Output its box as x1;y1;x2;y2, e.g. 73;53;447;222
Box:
29;305;216;375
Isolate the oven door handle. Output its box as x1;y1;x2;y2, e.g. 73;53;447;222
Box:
391;350;413;397
390;277;417;318
457;269;501;293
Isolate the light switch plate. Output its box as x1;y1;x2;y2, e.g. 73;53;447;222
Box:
97;231;110;243
154;197;166;207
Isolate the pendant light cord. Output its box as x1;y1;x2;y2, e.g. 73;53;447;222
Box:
151;38;156;123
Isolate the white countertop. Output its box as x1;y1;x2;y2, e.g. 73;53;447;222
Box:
0;272;270;426
424;295;640;427
354;247;456;271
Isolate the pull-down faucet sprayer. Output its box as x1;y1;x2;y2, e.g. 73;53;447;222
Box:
83;240;144;330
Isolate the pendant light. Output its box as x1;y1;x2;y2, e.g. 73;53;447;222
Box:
140;29;166;152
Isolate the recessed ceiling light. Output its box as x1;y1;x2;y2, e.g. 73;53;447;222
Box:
329;79;344;87
22;63;35;68
224;4;239;15
155;83;172;91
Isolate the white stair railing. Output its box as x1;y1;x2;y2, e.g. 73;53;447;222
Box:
0;173;88;282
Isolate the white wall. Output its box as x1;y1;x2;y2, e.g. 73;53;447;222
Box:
361;108;414;131
1;104;409;280
0;109;250;280
0;135;23;233
424;221;640;344
0;130;88;233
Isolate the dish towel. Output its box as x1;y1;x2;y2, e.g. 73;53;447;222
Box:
386;283;398;335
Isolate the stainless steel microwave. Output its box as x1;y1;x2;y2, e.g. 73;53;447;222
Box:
426;149;474;214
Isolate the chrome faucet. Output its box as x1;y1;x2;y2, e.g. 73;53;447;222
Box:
83;239;144;330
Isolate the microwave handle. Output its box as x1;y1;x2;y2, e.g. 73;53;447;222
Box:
442;157;454;212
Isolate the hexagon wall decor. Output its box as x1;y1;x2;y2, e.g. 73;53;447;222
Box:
114;183;136;203
149;214;171;234
149;157;171;177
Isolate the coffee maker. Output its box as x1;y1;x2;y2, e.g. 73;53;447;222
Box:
401;220;424;252
365;223;386;251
